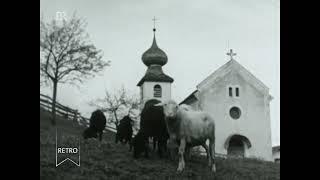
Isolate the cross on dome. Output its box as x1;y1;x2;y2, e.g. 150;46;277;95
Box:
152;16;158;32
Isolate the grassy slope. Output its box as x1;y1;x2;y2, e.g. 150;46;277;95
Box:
40;108;280;180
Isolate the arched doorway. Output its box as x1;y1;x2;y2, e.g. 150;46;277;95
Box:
227;136;245;157
225;134;251;158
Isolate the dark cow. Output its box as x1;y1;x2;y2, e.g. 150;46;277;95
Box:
115;115;133;150
132;99;169;158
85;110;106;141
83;127;98;140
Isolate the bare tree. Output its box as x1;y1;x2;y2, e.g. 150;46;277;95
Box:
89;87;141;129
40;14;110;125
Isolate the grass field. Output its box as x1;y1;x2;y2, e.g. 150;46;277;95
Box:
40;108;280;180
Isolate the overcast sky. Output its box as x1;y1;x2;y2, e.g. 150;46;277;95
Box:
40;0;280;146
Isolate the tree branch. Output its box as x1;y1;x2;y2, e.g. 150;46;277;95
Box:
40;14;108;88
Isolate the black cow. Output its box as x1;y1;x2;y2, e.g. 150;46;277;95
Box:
115;115;133;150
83;127;98;140
84;110;106;141
132;99;169;158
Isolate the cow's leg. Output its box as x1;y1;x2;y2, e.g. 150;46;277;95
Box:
115;134;119;143
129;136;132;150
201;143;211;167
168;146;176;161
159;139;167;158
128;136;132;151
157;140;161;158
144;138;149;158
177;138;186;172
153;137;157;152
168;137;178;161
167;139;174;160
184;147;191;161
98;131;103;141
209;139;216;173
129;141;132;152
163;140;169;158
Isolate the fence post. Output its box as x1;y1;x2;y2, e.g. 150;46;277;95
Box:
73;110;78;123
47;102;51;112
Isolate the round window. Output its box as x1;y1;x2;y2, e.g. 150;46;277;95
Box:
230;107;241;119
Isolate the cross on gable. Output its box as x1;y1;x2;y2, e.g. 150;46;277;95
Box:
227;49;237;60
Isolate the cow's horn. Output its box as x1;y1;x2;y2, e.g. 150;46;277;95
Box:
154;102;164;106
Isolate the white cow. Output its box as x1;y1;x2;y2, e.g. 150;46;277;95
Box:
155;100;216;173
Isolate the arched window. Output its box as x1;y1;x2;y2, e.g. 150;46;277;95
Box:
154;84;162;98
229;87;233;97
236;87;239;97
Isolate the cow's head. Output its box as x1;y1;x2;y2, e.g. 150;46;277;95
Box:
154;100;179;119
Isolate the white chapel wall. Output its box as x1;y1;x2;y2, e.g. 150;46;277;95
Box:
196;71;273;161
141;82;171;103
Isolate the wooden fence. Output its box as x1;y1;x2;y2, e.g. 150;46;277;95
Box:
40;93;116;132
40;93;79;120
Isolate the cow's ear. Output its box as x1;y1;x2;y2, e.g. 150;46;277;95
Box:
154;102;164;106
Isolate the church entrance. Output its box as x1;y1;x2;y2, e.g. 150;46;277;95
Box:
227;135;245;158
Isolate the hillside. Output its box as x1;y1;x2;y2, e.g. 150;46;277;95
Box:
40;109;280;180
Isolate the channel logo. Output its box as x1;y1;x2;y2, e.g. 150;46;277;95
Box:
55;130;80;167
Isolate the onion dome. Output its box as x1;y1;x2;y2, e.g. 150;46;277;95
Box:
137;28;173;86
142;30;168;66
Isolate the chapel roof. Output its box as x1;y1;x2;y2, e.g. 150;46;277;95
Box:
198;59;273;97
180;57;273;104
179;90;198;105
137;65;174;86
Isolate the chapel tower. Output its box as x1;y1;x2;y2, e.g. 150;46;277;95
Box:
137;20;174;104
